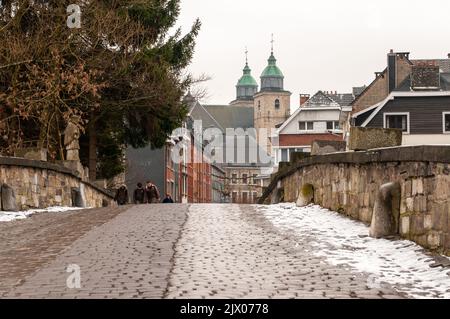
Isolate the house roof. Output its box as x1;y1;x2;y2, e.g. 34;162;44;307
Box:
326;93;355;106
304;91;341;108
188;101;224;131
204;105;254;131
412;59;450;73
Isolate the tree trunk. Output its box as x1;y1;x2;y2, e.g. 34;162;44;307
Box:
88;114;97;181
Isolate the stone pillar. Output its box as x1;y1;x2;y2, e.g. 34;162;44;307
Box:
296;184;314;207
1;183;18;212
369;182;401;238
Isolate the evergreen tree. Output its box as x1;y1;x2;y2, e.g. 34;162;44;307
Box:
0;0;201;180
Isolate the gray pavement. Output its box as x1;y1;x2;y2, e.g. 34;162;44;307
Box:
0;204;405;299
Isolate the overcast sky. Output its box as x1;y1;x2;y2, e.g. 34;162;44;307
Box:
176;0;450;108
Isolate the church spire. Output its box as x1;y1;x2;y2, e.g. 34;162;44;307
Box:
271;33;274;54
235;48;258;101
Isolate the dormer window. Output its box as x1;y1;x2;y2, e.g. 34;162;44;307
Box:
274;99;280;109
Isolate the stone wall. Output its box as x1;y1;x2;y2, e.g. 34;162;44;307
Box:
0;156;115;210
259;146;450;255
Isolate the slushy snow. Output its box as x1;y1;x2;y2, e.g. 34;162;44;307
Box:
0;206;87;222
258;203;450;299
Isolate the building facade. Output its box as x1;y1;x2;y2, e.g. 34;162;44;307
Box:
272;91;350;166
351;52;450;146
353;64;450;145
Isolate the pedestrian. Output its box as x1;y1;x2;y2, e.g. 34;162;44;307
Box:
114;185;128;206
162;194;174;203
145;181;160;203
133;182;145;204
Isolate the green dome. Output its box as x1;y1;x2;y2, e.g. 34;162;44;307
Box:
261;53;284;78
237;63;258;87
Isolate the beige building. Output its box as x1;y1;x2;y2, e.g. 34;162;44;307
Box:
253;51;291;157
225;165;267;204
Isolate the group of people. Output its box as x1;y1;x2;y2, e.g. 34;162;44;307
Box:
114;181;174;205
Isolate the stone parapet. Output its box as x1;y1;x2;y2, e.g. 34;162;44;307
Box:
0;156;115;210
259;146;450;256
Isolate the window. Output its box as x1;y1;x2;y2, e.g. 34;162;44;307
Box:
242;174;248;184
258;101;261;110
326;121;333;130
384;113;409;133
231;174;237;184
334;121;340;130
444;112;450;133
242;192;249;204
299;121;314;131
252;174;257;185
275;99;280;109
327;121;341;130
232;192;238;203
281;149;289;162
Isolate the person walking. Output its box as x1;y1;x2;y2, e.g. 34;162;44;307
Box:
162;194;174;203
145;181;160;203
133;183;145;204
114;185;128;206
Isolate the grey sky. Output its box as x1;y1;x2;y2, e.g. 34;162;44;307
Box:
177;0;450;108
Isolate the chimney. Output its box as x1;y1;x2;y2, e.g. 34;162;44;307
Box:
387;50;397;93
300;94;310;106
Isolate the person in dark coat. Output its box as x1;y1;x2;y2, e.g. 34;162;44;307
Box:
115;185;128;206
162;194;174;203
133;183;145;204
145;181;160;203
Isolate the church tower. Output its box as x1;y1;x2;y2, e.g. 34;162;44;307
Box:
230;50;258;107
254;38;291;156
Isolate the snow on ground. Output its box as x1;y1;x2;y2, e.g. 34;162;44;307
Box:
0;206;87;222
258;203;450;299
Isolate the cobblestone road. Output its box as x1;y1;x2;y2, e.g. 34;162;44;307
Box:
0;204;406;299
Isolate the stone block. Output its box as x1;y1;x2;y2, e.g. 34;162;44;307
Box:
93;179;108;189
424;214;432;230
1;183;18;212
400;216;410;235
59;160;84;178
411;214;425;236
14;148;48;161
290;152;310;163
412;178;424;196
311;140;346;156
432;203;448;231
427;231;441;249
413;195;427;213
348;127;402;151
